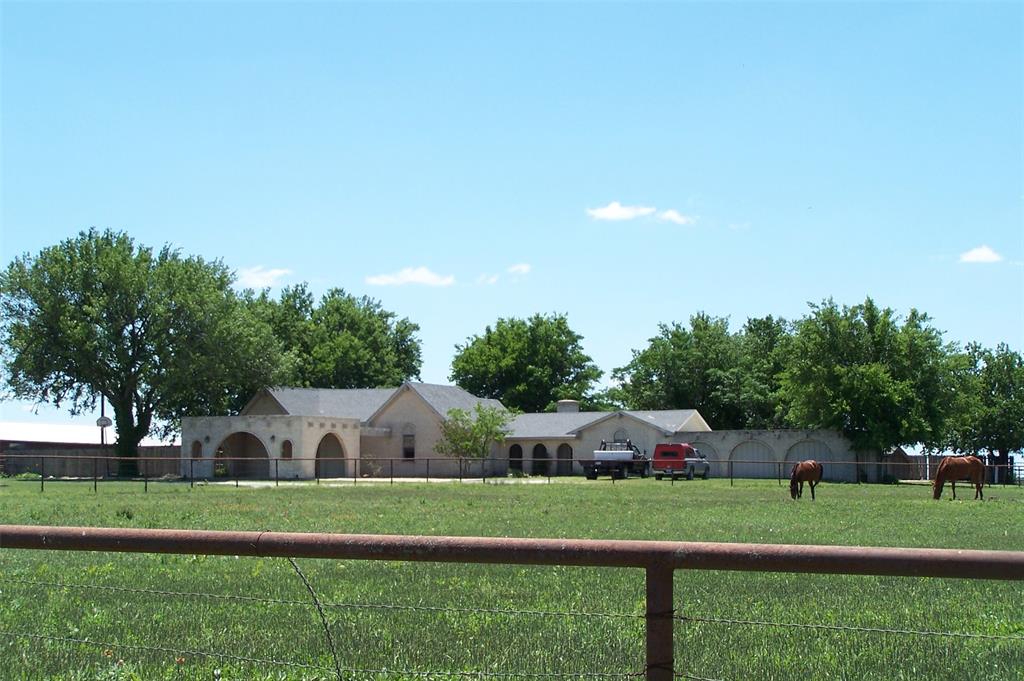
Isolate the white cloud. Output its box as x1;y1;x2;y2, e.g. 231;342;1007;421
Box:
507;263;531;275
237;265;291;288
365;266;455;287
658;209;697;226
477;274;500;285
959;245;1003;264
586;201;656;221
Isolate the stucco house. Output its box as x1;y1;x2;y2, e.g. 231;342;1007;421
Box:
180;382;503;480
181;383;877;482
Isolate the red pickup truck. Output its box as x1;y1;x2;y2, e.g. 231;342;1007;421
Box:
652;443;711;481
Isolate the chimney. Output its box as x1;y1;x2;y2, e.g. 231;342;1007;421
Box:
556;400;580;413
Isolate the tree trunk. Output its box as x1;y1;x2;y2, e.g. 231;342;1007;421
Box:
113;402;141;476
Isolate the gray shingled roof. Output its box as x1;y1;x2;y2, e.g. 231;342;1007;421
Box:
265;387;396;421
619;410;703;434
404;383;505;419
262;383;506;423
506;412;605;439
507;409;704;439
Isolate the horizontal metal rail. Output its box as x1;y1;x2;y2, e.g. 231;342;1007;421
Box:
2;525;1022;580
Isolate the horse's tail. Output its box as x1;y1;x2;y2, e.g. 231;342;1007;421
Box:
973;456;986;486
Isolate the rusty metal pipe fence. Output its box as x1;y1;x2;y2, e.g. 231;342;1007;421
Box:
2;525;1023;681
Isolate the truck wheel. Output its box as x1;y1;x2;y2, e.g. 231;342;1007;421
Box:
687;467;694;481
585;472;598;480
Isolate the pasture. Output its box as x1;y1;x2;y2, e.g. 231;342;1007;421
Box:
1;476;1022;680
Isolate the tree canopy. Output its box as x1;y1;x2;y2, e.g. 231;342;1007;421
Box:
434;404;514;461
247;284;422;389
944;343;1024;473
611;313;746;428
449;313;602;413
0;229;283;458
777;297;953;453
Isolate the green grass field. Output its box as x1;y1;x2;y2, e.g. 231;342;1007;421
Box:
1;476;1022;680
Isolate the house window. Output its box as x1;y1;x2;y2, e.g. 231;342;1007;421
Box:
281;440;293;459
403;434;415;459
191;441;202;459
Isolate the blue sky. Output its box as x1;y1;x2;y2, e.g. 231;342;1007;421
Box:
2;1;1022;433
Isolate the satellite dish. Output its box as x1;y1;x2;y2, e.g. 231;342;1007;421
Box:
96;416;113;428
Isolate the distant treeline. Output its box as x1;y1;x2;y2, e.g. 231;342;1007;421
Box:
2;230;1021;467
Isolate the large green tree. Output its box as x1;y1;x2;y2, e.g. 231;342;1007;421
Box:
450;313;601;413
0;229;283;461
718;315;792;429
778;297;953;453
248;284;422;388
434;404;514;466
945;343;1024;479
612;313;744;428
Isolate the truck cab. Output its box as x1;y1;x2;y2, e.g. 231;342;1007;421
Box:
652;443;710;481
578;439;651;480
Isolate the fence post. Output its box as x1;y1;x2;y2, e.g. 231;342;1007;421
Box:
646;565;674;681
390;459;394;486
143;458;148;493
275;459;279;487
353;459;357;486
426;459;430;482
189;458;194;489
40;456;45;493
778;462;782;486
729;460;733;487
93;457;98;493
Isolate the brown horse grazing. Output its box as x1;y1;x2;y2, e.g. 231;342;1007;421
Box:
790;460;823;500
933;456;985;500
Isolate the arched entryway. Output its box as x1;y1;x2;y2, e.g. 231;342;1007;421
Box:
509;444;523;472
315;433;347;478
785;440;839;481
532;444;549;476
556;443;573;476
215;432;269;479
729;440;777;479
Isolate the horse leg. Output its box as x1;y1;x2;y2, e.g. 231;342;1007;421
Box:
799;481;804;499
976;481;983;500
810;481;816;501
951;480;956;500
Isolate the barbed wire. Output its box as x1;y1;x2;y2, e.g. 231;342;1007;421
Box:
1;576;644;620
677;614;1024;642
288;557;343;681
0;630;642;678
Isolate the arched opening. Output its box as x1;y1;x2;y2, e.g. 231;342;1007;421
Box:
315;433;347;478
556;443;573;476
214;432;269;479
190;441;202;459
729;440;777;479
785;440;839;481
509;444;523;472
531;444;549;476
613;428;629;442
281;440;293;459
